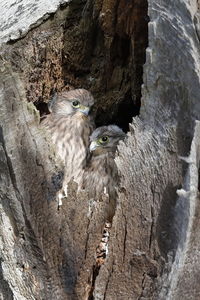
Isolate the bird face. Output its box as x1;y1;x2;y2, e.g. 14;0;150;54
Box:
89;125;125;153
50;89;94;117
70;98;90;115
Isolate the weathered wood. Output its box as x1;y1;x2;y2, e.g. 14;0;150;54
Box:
165;121;200;300
0;0;70;43
0;0;200;299
0;62;65;299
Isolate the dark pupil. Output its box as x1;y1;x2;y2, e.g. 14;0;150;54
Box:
102;136;108;142
72;100;79;106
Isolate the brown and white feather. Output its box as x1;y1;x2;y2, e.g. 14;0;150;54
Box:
42;89;95;189
82;125;125;220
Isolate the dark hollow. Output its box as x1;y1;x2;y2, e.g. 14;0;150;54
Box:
34;0;149;134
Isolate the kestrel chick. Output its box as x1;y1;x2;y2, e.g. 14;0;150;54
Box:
42;89;95;198
83;125;125;220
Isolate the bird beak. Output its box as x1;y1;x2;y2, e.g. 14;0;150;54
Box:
78;105;90;115
89;141;98;152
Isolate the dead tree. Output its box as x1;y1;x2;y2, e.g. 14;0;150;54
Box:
0;0;200;299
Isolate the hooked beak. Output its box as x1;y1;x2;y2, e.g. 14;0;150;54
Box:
89;141;99;152
78;105;90;115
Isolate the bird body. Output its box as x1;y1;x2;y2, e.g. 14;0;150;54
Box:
82;125;125;220
43;112;93;180
83;150;118;200
42;89;94;196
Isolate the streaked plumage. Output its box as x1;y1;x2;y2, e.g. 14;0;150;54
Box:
82;125;125;220
42;89;95;194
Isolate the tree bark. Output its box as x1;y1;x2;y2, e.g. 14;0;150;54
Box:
0;0;200;299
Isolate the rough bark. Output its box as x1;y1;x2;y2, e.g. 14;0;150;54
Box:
0;0;200;299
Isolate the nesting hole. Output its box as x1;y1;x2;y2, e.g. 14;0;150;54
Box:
6;1;149;299
95;89;139;132
30;0;149;134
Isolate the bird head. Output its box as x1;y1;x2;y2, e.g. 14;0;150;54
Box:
50;89;94;117
89;125;125;154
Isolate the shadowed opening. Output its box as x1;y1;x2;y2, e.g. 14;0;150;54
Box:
33;0;148;133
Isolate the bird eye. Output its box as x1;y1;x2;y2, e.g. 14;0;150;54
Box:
99;136;109;144
72;100;80;108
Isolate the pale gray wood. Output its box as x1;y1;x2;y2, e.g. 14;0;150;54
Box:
0;61;65;299
165;121;200;300
0;0;70;43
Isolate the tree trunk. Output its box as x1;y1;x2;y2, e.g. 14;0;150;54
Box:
0;0;200;299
